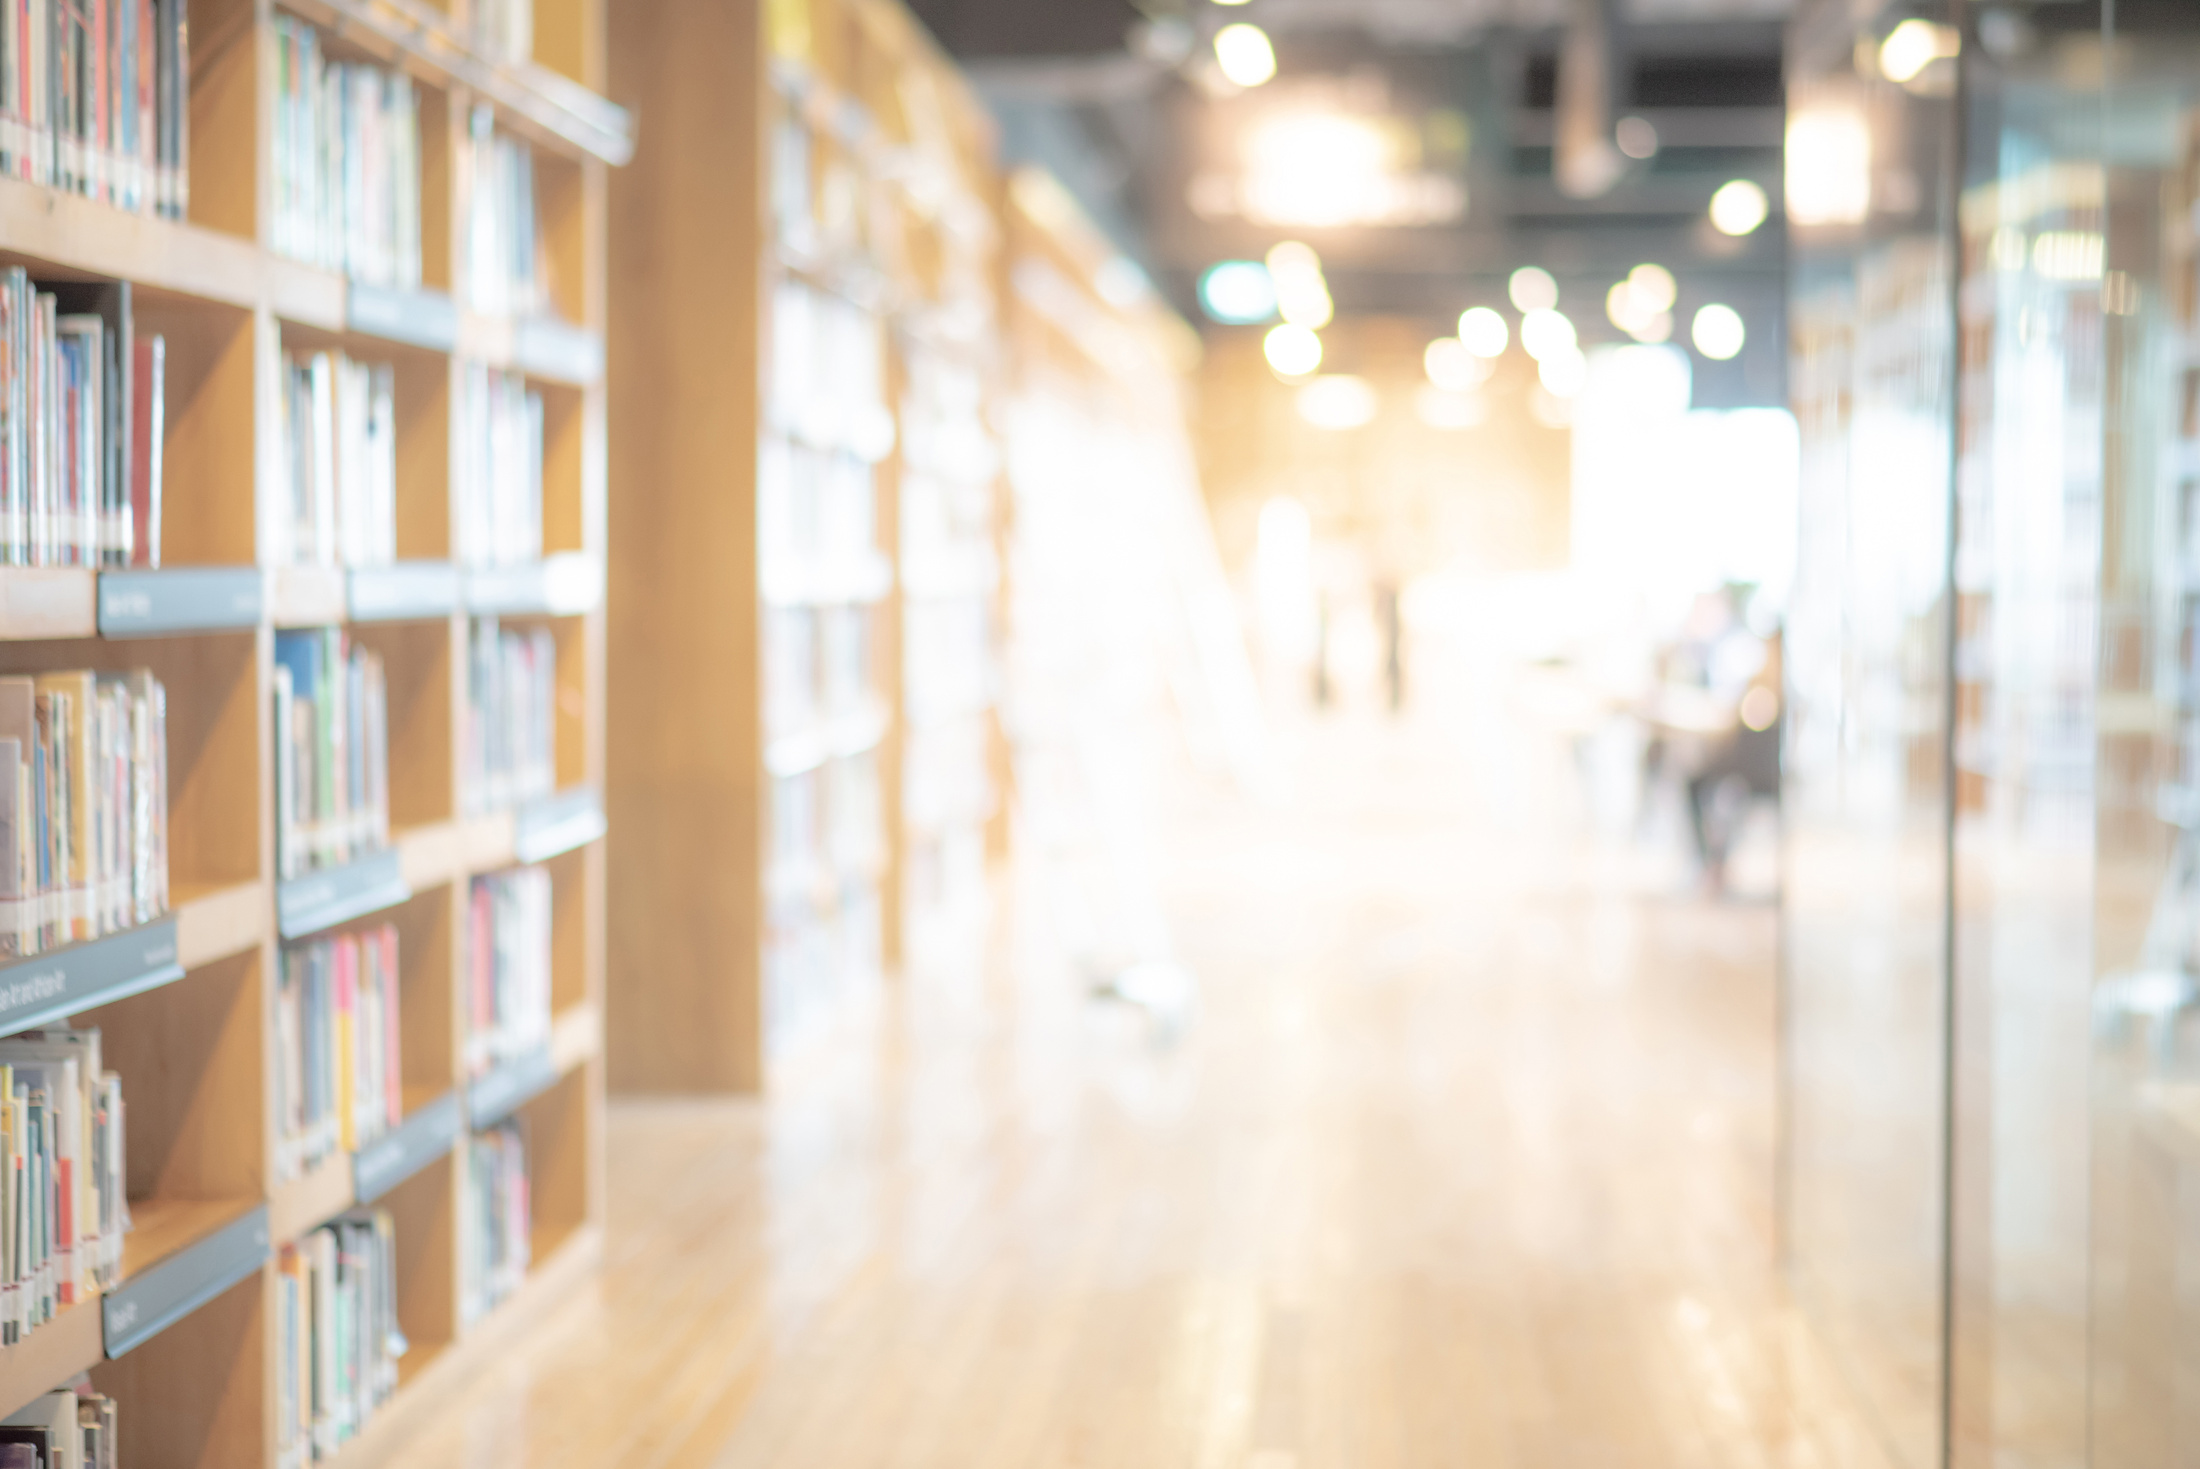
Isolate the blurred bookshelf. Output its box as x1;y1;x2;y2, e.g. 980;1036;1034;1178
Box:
0;0;623;1454
608;0;1011;1087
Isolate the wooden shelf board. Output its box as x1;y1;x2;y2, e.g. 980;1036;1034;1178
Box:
549;1003;601;1076
0;569;97;640
0;1298;102;1421
173;881;268;969
269;1151;356;1245
0;177;263;311
117;1196;259;1283
395;822;463;890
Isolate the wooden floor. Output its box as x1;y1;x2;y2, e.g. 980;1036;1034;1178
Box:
384;707;1900;1469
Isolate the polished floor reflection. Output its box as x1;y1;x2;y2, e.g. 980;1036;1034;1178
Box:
386;707;1896;1468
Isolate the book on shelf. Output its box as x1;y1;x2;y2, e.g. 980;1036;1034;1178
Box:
274;631;391;882
277;1209;405;1468
459;1122;527;1326
1;1386;119;1469
276;348;398;569
0;0;190;218
0;1024;127;1346
472;0;532;67
0;670;168;958
464;619;555;816
0;272;166;568
272;18;423;289
463;107;542;318
464;867;549;1079
275;924;401;1184
454;364;544;569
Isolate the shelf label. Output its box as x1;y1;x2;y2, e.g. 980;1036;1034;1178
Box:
0;918;184;1038
349;562;459;623
512;317;604;384
354;1092;460;1203
277;850;409;939
514;788;605;864
98;569;263;637
102;1204;270;1358
347;283;458;352
468;1046;556;1129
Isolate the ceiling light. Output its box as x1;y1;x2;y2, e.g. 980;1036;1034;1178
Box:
1709;179;1769;237
1199;260;1277;324
1615;116;1659;160
1692;303;1746;361
1538;348;1588;399
1264;323;1323;377
1266;241;1333;328
1509;266;1558;313
1423;337;1488;393
1627;264;1676;314
1242;113;1396;230
1457;306;1508;358
1786;110;1870;226
1519;308;1576;363
1214;23;1276;88
1879;19;1958;84
1296;375;1378;430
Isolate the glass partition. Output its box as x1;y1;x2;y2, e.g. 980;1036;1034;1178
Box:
1783;4;1960;1462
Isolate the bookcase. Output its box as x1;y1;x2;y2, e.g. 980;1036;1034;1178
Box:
0;0;624;1458
608;0;1008;1089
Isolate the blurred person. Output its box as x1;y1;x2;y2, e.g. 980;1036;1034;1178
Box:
1378;579;1403;713
1686;630;1781;897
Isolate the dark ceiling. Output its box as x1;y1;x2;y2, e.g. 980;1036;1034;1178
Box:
908;0;1791;405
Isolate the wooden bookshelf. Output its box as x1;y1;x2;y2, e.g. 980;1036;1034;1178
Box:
607;0;1011;1090
0;0;624;1454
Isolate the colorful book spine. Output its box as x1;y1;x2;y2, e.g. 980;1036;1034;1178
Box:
463;105;540;318
276;1209;403;1466
0;669;166;959
453;363;543;569
0;0;186;216
272;630;390;881
463;618;556;816
274;923;401;1183
269;18;422;288
463;866;550;1078
0;1023;127;1346
0;269;163;569
274;347;397;569
458;1122;527;1326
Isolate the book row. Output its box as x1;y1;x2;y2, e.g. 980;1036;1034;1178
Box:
273;19;424;291
0;670;169;957
275;630;391;882
769;752;882;882
464;620;556;817
765;606;877;738
455;365;545;570
277;1210;403;1468
277;349;398;571
459;1121;527;1327
767;281;893;461
276;924;401;1185
0;1025;126;1349
465;867;550;1080
463;109;543;320
0;0;189;217
1;1386;118;1469
759;438;882;586
0;274;164;569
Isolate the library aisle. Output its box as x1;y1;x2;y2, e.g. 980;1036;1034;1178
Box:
365;703;1890;1469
